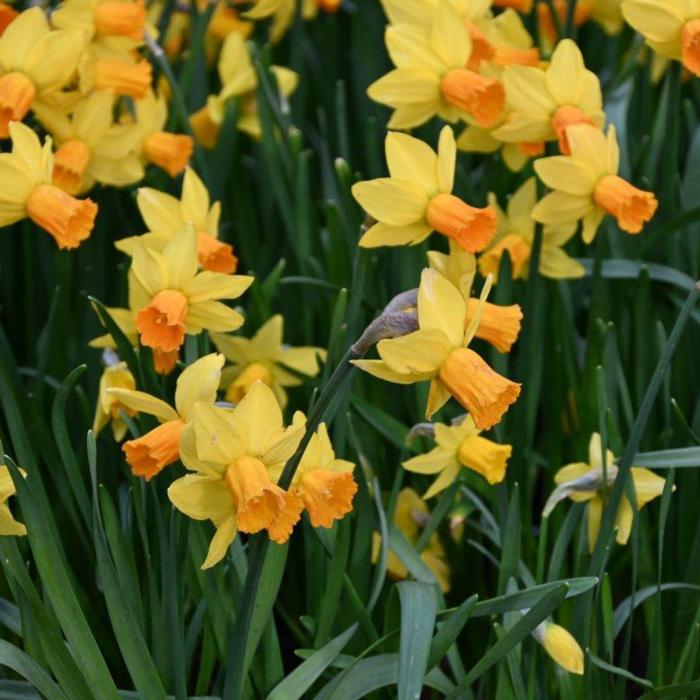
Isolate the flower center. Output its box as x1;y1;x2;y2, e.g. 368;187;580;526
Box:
478;233;532;281
123;419;184;480
197;231;238;274
0;72;35;138
94;0;147;39
440;68;505;128
136;289;189;352
143;131;194;177
426;193;496;253
593;175;658;234
53;139;92;195
26;184;97;250
550;105;595;155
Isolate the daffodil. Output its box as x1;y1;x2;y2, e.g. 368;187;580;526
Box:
352;127;496;251
52;0;147;48
116;167;237;274
0;121;97;249
428;241;523;352
33;91;143;194
622;0;700;76
79;46;152;99
371;487;450;592
369;3;506;129
108;353;224;479
190;32;298;146
493;39;604;155
92;355;137;441
533;621;584;675
133;90;194;177
210;314;325;408
206;1;254;43
354;268;521;427
479;177;584;282
543;433;670;552
89;286;181;375
0;465;26;536
0;8;84;137
129;224;253;354
291;424;357;528
168;381;307;568
404;416;512;498
532;125;658;242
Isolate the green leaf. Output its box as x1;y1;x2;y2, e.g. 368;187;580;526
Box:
578;259;696;292
427;595;478;671
397;582;437;700
497;484;520;595
639;680;700;699
632;447;700;468
587;649;653;688
267;625;357;700
445;583;570;698
0;641;68;700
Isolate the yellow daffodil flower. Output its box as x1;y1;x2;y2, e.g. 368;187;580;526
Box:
93;357;137;441
622;0;700;76
52;0;147;49
533;621;584;674
0;465;26;536
428;241;523;352
543;433;670;552
369;3;506;130
206;1;254;43
291;423;357;528
352;127;496;251
0;121;97;249
108;353;224;479
404;416;512;498
129;223;253;354
33;91;143;194
532;125;658;242
0;8;84;137
168;381;307;568
89;296;180;374
210;314;325;408
116;167;236;274
371;487;450;592
479;177;584;282
190;32;298;146
493;39;604;155
354;268;521;427
133;90;194;177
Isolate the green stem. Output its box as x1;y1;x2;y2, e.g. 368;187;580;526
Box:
564;0;578;38
542;0;563;43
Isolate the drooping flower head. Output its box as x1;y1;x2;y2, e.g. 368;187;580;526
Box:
352;127;497;251
92;356;138;442
354;268;521;427
211;314;325;407
479;177;584;282
0;122;97;249
532;125;658;242
543;433;670;552
116;168;236;274
108;353;225;479
168;381;307;568
493;39;605;155
404;415;512;498
0;8;84;137
129;224;253;353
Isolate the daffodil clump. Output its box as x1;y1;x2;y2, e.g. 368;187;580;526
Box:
0;0;695;694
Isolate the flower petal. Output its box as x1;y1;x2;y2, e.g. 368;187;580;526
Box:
351;178;429;226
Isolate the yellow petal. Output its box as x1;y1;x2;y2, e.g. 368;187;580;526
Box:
417;267;465;348
423;461;460;499
168;473;233;521
202;513;237;569
192;403;238;465
163;224;199;289
630;467;668;508
622;0;684;43
539;246;586;279
350;359;428;385
545;39;587;106
581;207;606;244
367;67;440;107
185;301;245;334
351;178;428;226
502;65;555;115
184;272;254;303
106;389;179;422
436;125;456;194
232;381;284;455
532;192;592;224
430;1;470;67
385;131;438;195
377;328;451;375
614;496;634;545
403;448;456;475
534;156;596;196
180;167;210;226
175;353;225;420
137;187;182;235
0;503;26;536
426;377;451;418
131;243;167;298
567;125;615;178
359;221;432;248
587;494;603;553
